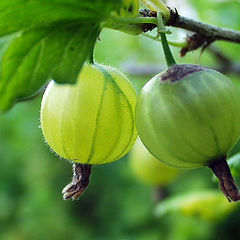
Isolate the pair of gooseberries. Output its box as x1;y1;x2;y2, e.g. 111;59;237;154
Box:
41;61;240;201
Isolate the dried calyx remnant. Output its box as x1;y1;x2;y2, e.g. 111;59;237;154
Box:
160;64;206;83
209;158;240;202
62;163;92;200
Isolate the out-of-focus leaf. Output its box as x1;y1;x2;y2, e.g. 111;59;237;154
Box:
155;190;238;221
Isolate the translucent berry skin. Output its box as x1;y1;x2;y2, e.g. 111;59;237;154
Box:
130;138;180;185
41;63;137;164
136;64;240;168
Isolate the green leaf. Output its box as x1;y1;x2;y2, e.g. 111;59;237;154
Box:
0;24;100;111
0;0;128;110
0;34;16;64
154;190;238;221
0;0;122;36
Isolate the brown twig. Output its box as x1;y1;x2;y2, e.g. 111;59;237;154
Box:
140;9;240;54
166;9;240;44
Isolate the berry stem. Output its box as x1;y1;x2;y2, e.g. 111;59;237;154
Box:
62;163;92;200
160;33;176;67
157;12;176;67
102;16;157;30
209;157;240;202
143;33;188;48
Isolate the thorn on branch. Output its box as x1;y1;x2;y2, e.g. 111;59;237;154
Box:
166;8;179;26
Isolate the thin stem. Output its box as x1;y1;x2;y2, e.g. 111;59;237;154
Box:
160;33;176;67
157;12;176;67
116;16;157;25
142;33;188;48
102;16;157;29
209;157;240;202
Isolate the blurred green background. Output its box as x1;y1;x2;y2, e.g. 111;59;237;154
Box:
1;0;240;239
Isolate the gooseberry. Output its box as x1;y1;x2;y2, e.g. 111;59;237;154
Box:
41;63;137;164
129;138;180;186
136;64;240;201
41;63;137;199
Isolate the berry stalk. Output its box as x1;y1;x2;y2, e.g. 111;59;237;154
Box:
157;12;176;67
209;157;240;202
160;33;176;67
62;163;92;200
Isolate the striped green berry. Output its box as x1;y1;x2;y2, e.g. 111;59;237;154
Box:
41;63;137;164
136;64;240;168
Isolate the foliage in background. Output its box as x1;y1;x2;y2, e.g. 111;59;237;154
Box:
1;0;240;239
